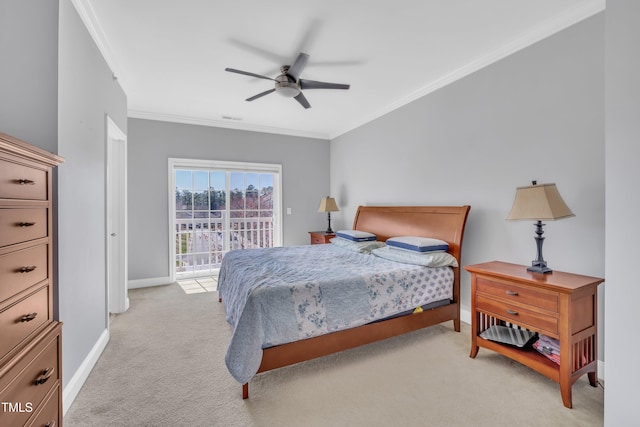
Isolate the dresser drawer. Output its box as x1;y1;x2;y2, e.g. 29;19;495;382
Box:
476;277;558;313
477;294;558;336
0;326;60;427
26;385;59;427
0;158;48;201
0;287;50;359
0;244;48;304
0;209;48;248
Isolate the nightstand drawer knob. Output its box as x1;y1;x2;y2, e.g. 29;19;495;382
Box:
506;309;519;315
506;290;519;296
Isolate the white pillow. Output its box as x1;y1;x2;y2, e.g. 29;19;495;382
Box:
335;229;377;242
386;236;448;253
372;246;458;267
330;237;385;253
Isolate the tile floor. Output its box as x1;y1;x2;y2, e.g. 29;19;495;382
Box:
176;276;218;294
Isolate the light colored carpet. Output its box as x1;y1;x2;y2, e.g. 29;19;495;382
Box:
64;284;604;427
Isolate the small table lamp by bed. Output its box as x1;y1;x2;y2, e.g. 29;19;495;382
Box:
507;181;574;274
318;196;339;234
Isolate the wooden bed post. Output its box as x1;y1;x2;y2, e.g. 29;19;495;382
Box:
242;383;249;399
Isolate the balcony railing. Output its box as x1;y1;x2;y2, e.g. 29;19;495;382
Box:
175;216;274;276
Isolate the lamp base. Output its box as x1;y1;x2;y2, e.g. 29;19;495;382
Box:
528;221;552;274
527;262;552;274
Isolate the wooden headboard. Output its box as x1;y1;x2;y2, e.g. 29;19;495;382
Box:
352;205;471;264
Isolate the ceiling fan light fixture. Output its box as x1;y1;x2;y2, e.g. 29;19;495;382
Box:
275;75;300;98
275;86;300;98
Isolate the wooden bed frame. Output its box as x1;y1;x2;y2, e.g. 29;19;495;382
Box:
228;205;471;399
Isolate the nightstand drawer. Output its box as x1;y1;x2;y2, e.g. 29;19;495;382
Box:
311;235;328;244
476;277;558;313
477;294;558;336
309;231;335;245
0;244;48;304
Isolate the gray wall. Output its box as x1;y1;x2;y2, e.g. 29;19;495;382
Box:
0;0;58;151
0;0;126;398
58;0;127;389
127;119;330;281
331;15;605;359
605;1;640;425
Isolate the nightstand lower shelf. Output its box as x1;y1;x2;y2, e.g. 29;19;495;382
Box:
472;336;561;383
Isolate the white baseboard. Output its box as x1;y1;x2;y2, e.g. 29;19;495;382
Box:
62;328;110;414
458;306;604;380
598;360;605;381
461;307;471;325
128;276;173;289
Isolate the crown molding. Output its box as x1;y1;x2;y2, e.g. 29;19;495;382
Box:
128;110;330;141
70;0;130;93
329;0;605;139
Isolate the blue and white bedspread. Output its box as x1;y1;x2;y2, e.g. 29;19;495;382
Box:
218;244;453;384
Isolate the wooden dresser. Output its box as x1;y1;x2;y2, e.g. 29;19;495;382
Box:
0;133;63;426
465;261;604;408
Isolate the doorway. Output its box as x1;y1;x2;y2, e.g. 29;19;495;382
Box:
106;116;128;314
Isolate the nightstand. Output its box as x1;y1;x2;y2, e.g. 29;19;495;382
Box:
308;231;335;245
464;261;604;408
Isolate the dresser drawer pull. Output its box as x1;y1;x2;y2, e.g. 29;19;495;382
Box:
18;221;37;227
18;265;38;273
506;290;519;296
506;309;519;316
34;367;54;385
16;179;36;185
20;312;38;322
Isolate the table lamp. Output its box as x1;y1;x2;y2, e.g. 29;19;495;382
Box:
507;181;574;273
318;196;339;234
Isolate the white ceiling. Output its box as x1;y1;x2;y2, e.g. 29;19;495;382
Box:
74;0;604;140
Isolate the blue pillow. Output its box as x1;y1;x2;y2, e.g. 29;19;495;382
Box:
386;236;448;253
336;230;377;242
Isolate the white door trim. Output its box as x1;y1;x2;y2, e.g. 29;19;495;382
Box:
106;115;129;315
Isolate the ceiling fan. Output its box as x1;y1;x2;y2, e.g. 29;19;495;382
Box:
225;52;350;109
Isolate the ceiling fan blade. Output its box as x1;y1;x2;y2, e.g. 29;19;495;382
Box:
227;38;288;65
225;68;275;81
294;92;311;109
300;79;350;90
246;88;276;102
293;19;321;57
286;53;310;82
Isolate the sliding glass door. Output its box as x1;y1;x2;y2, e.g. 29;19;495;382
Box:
170;159;281;279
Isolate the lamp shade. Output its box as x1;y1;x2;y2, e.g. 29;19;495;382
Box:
318;197;339;213
507;183;574;221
